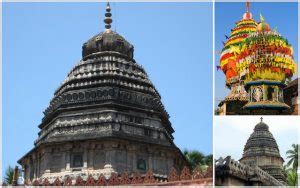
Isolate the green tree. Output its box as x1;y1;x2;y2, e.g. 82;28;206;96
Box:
3;166;14;185
286;144;298;170
183;150;213;171
204;154;213;166
183;150;205;170
286;169;297;186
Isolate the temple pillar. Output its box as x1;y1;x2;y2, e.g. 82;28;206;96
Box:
43;148;51;174
82;143;88;170
65;143;72;172
148;149;153;171
31;154;36;179
88;143;95;169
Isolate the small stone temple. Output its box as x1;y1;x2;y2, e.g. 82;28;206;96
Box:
18;3;187;184
215;118;287;186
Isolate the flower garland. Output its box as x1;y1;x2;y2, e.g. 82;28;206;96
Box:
231;26;257;36
220;19;258;72
237;31;296;81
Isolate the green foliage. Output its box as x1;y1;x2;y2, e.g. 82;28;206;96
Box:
286;169;298;186
183;149;212;170
3;166;14;185
286;144;298;170
204;154;213;166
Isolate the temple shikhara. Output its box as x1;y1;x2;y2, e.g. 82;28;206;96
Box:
215;118;287;186
217;2;298;115
16;4;213;186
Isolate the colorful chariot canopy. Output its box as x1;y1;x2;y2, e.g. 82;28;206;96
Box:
219;2;296;85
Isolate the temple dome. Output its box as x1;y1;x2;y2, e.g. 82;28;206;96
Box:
219;6;257;85
241;119;282;159
253;121;269;131
237;15;296;84
82;2;134;59
82;30;134;59
239;118;286;183
257;21;270;32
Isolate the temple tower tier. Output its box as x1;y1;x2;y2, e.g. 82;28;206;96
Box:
18;3;187;184
239;118;287;184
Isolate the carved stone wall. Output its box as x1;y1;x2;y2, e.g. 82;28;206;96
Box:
215;156;285;186
27;166;213;186
20;139;184;183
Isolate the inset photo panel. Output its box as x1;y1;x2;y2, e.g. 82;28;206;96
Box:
214;116;299;186
214;1;298;115
2;2;213;186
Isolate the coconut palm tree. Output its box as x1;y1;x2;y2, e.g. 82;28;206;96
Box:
286;144;298;170
3;166;14;185
286;169;297;186
183;150;206;170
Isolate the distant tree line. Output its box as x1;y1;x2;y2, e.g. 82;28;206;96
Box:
183;149;212;171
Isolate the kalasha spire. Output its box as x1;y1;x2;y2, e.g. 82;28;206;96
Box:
246;1;250;12
104;2;112;30
243;1;252;19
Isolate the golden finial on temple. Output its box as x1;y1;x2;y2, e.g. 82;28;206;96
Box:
246;1;250;13
104;2;112;30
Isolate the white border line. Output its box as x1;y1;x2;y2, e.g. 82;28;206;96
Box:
212;0;215;186
1;0;212;2
297;2;299;183
1;0;299;2
0;0;3;184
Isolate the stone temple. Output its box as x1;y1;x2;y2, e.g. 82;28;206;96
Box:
215;118;287;186
18;3;186;184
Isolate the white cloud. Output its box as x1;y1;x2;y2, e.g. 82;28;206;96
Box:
214;116;299;166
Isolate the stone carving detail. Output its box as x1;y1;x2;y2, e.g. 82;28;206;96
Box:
95;174;106;186
63;176;72;186
180;166;191;180
131;171;143;184
26;166;212;186
120;172;131;185
42;178;50;186
75;176;84;186
192;169;204;179
44;85;160;119
53;177;61;186
37;108;167;145
85;175;95;186
107;172;119;186
32;179;39;186
168;167;179;181
143;170;156;184
215;156;284;186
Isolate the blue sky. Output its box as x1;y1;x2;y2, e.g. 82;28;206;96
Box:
215;2;298;107
215;116;299;166
2;2;213;175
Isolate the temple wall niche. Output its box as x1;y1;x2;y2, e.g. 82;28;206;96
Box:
93;150;105;169
115;150;127;172
50;153;64;173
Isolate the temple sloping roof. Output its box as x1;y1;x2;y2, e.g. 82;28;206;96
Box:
241;119;282;159
19;3;180;165
239;118;286;184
